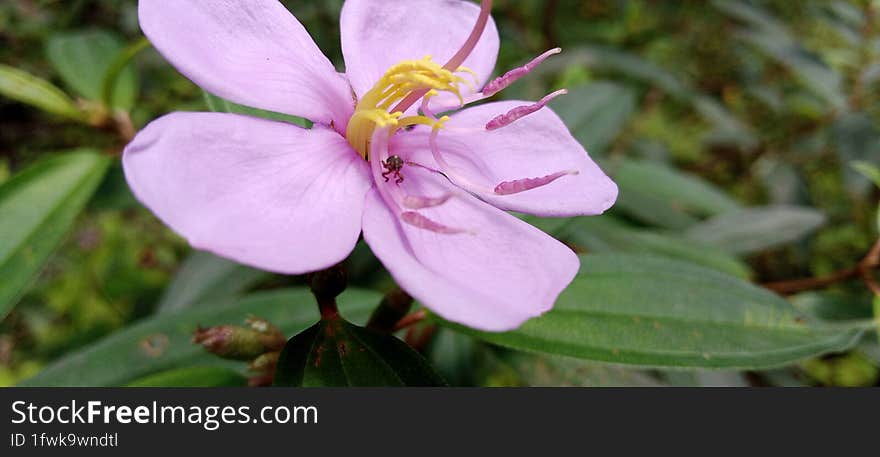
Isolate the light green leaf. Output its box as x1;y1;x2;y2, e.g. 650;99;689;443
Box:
851;161;880;188
46;29;137;110
0;64;83;121
20;288;381;387
442;254;865;369
685;206;826;255
563;216;751;278
0;150;110;319
202;90;311;128
156;250;268;314
274;317;446;387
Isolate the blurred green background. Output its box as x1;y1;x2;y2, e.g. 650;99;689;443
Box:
1;0;879;387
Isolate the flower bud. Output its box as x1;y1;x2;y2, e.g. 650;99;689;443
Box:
193;316;286;361
307;264;348;301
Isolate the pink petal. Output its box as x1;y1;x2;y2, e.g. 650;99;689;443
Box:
340;0;499;104
123;112;372;275
395;101;618;217
139;0;353;127
362;169;579;332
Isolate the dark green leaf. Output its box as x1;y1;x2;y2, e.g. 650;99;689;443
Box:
156;250;268;314
493;352;662;387
612;159;741;217
0;150;109;319
202;91;312;128
553;81;637;155
563;216;751;278
0;64;83;121
126;366;247;387
274;317;446;387
442;254;866;369
46;29;138;110
833;114;880;195
20;288;380;386
685;206;826;254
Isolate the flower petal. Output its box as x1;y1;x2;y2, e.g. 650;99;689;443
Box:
340;0;499;101
139;0;353;127
362;169;579;332
123;112;372;275
395;101;619;217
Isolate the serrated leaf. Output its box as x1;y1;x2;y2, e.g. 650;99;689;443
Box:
46;29;137;110
19;288;381;387
274;317;446;387
442;254;865;369
685;206;826;255
0;64;83;120
156;250;268;314
562;216;751;278
0;150;109;319
202;90;311;128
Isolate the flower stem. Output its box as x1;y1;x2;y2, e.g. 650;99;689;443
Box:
306;265;347;321
763;238;880;295
366;288;413;333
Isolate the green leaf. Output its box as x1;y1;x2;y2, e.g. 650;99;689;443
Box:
126;366;247;387
202;91;312;128
833;114;880;194
442;254;865;369
20;288;381;387
485;351;661;387
851;161;880;188
553;81;637;155
0;150;109;319
274;317;446;387
156;250;268;314
0;64;83;121
612;159;741;217
713;0;846;109
46;29;138;110
685;206;826;255
563;216;751;278
102;37;150;110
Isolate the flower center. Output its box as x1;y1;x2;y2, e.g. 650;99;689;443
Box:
345;56;472;160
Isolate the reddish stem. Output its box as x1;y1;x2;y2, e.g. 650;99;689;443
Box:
764;238;880;295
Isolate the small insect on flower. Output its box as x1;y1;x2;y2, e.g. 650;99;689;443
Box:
125;0;618;332
381;155;406;184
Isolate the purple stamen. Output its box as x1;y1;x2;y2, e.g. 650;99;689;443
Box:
482;48;562;97
401;212;468;234
485;89;567;131
494;170;578;195
403;193;455;210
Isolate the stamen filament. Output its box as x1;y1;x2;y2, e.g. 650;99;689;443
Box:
482;48;562;97
391;0;494;114
485;89;567;131
494;170;579;195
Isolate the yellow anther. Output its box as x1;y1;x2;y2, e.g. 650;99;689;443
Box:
346;56;470;160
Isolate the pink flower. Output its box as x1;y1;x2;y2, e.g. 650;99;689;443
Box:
124;0;618;331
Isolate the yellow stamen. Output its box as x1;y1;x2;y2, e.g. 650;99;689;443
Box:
346;56;472;159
